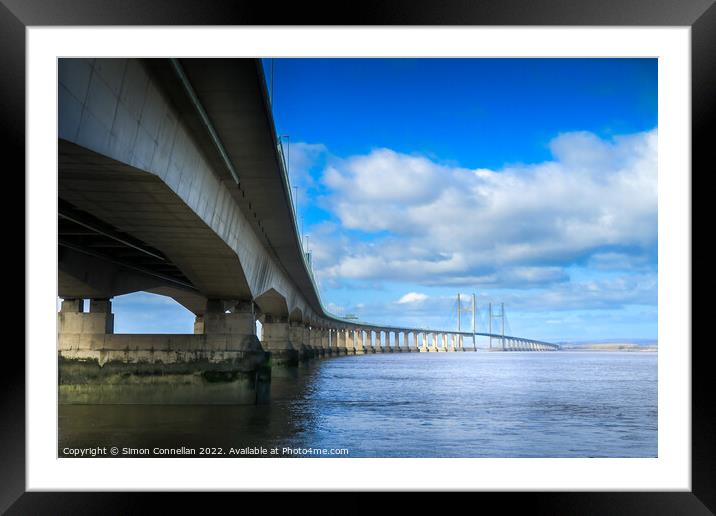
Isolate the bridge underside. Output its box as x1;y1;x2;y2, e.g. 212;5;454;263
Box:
59;139;253;312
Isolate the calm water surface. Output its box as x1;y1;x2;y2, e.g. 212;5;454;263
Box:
59;351;657;457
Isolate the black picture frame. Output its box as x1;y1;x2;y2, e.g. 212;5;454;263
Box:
4;0;711;512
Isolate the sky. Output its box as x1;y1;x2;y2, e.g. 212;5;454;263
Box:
111;58;658;342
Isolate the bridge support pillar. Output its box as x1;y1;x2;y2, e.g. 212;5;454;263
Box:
59;297;270;405
333;328;345;355
331;329;339;355
354;329;365;354
316;327;324;357
309;327;323;357
325;328;334;355
195;300;255;337
345;328;356;355
335;328;344;354
58;298;114;336
262;317;300;366
304;325;317;359
287;323;310;361
320;329;330;355
366;330;375;353
343;329;352;355
403;331;411;352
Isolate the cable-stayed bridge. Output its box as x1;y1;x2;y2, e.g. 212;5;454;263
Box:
57;58;557;405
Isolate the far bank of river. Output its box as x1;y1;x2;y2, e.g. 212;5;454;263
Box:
559;345;657;352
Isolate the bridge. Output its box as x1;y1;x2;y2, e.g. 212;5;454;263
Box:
57;58;557;404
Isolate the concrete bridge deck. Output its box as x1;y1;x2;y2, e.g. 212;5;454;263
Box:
57;58;557;404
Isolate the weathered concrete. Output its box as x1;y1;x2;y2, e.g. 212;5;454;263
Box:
290;323;311;360
58;298;270;404
353;329;365;355
385;331;393;353
261;319;299;366
309;327;322;357
335;328;344;355
58;298;114;335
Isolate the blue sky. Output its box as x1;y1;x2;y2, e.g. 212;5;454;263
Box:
113;58;658;342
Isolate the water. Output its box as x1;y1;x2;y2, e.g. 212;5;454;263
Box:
59;351;657;458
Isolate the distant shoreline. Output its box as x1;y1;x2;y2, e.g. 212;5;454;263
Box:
559;347;657;352
558;343;658;352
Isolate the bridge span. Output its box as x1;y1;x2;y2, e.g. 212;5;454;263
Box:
57;58;557;404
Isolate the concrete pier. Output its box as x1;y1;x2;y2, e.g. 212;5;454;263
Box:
262;318;300;366
59;298;270;405
353;329;365;355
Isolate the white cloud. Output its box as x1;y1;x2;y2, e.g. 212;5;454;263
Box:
310;128;657;288
397;292;428;304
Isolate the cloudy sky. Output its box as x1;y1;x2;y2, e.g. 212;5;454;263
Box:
114;58;657;342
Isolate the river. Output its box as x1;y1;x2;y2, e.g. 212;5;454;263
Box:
59;351;657;458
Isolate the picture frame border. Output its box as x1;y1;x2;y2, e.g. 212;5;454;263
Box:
3;0;710;511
